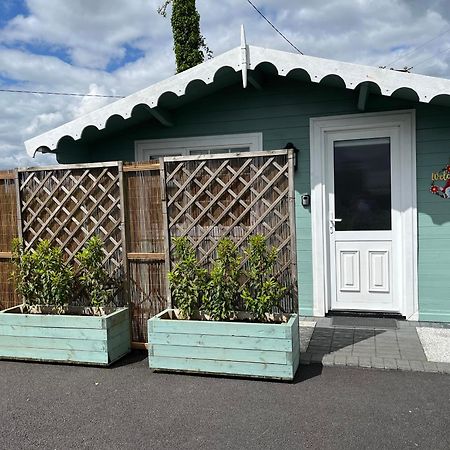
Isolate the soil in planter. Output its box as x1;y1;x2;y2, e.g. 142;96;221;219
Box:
4;305;120;317
163;309;292;324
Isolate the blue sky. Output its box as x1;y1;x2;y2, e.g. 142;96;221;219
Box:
0;0;449;169
0;1;25;26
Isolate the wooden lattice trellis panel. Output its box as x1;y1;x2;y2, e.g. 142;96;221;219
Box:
163;149;297;312
17;162;126;288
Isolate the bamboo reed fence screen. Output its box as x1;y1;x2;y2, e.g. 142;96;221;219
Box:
0;170;18;311
0;149;297;345
123;161;168;344
163;149;297;313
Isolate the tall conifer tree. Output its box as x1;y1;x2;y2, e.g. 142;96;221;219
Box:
159;0;212;73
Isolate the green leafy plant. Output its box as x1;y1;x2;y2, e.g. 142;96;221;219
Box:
11;238;73;307
203;238;242;321
241;235;286;321
76;236;117;308
158;0;212;73
168;236;207;318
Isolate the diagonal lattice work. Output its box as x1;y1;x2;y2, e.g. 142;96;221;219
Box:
17;162;126;289
163;150;298;313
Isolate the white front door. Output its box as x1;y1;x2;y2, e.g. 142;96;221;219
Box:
311;111;418;319
327;130;400;312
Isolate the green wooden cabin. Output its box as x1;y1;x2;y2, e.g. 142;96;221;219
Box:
25;35;450;323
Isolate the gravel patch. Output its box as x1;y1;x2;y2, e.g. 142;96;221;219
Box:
417;327;450;363
299;321;316;353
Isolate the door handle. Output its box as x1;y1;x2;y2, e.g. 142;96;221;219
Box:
329;216;342;234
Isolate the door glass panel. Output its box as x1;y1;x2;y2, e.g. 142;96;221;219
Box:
334;138;391;231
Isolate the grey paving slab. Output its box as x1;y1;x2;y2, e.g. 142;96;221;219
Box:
377;350;401;356
358;357;372;368
375;343;399;350
384;358;398;370
311;353;326;363
370;357;385;369
422;362;440;373
400;351;427;361
331;336;353;342
375;346;400;353
358;339;375;345
375;345;400;352
301;315;449;375
321;354;334;366
353;342;376;348
437;363;450;374
396;360;412;371
409;360;425;372
300;352;312;365
334;355;347;366
346;356;359;367
331;346;352;354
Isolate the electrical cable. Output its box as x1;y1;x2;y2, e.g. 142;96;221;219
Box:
383;26;450;68
0;88;124;98
245;0;303;54
410;46;450;71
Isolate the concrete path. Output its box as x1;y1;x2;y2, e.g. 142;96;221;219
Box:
300;316;450;373
1;355;449;449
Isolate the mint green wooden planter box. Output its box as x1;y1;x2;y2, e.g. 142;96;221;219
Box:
0;305;130;366
148;309;300;380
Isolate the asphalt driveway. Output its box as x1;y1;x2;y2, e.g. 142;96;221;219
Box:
1;353;449;450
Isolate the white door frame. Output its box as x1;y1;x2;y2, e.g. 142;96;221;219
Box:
310;110;418;319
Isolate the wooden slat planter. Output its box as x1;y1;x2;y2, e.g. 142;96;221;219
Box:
148;309;300;380
0;305;130;366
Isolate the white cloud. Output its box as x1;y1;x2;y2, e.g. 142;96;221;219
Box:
0;0;169;69
0;0;449;170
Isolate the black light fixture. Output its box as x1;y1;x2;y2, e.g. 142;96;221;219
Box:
284;142;299;171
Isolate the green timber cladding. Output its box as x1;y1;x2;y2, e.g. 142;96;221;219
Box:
54;76;450;322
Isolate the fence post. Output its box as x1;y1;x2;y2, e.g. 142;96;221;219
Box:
14;169;23;243
159;157;172;309
118;161;129;306
287;149;298;313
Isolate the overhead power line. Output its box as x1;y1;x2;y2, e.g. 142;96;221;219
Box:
383;26;450;68
410;46;450;70
245;0;303;55
0;88;124;98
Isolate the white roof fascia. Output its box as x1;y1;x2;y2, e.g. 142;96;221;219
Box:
248;46;450;102
24;45;450;156
24;47;242;156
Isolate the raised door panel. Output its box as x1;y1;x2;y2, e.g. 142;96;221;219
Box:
368;250;390;293
338;250;360;292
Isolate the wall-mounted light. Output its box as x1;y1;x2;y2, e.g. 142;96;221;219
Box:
284;142;299;171
301;193;310;207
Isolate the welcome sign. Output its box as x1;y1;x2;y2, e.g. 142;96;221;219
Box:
430;165;450;198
